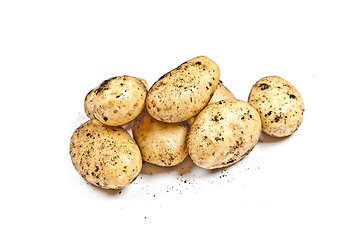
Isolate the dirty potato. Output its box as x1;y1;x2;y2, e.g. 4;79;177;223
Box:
187;100;261;169
132;110;189;167
92;76;147;126
137;77;149;90
85;77;148;121
187;80;236;125
248;76;305;137
70;119;142;189
84;87;98;119
146;56;220;123
208;80;236;104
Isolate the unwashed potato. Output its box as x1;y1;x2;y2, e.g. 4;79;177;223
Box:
208;80;236;104
70;119;142;189
137;77;149;91
146;56;220;123
132;110;189;167
187;100;261;169
84;87;98;119
93;76;147;126
248;75;305;137
84;78;148;120
187;80;236;125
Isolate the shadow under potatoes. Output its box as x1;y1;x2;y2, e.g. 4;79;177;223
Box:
259;132;291;143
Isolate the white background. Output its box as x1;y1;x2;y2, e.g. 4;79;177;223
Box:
1;0;359;239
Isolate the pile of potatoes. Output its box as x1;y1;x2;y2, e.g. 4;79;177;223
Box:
70;56;305;190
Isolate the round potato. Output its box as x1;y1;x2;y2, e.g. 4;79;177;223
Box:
70;119;142;189
146;56;220;123
187;81;236;125
132;110;189;166
187;100;261;169
93;76;147;126
84;87;98;119
248;75;305;137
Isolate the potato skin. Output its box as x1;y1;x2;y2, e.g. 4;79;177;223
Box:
70;119;142;189
137;77;149;90
132;110;189;166
146;56;220;123
187;100;261;170
208;81;236;104
187;81;236;125
93;76;147;126
248;76;305;137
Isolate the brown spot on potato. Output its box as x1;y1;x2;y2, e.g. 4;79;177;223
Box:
259;83;270;90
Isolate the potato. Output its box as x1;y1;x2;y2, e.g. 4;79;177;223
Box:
248;75;305;137
146;56;220;123
93;76;147;126
84;78;148;121
208;80;236;104
132;110;189;166
84;87;98;119
70;119;142;189
187;100;261;169
187;80;236;125
137;77;149;90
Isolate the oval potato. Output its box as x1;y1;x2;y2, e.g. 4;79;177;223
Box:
187;81;236;125
85;78;148;120
70;119;142;189
132;110;189;166
248;75;305;137
93;76;147;126
187;100;261;169
146;56;220;123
